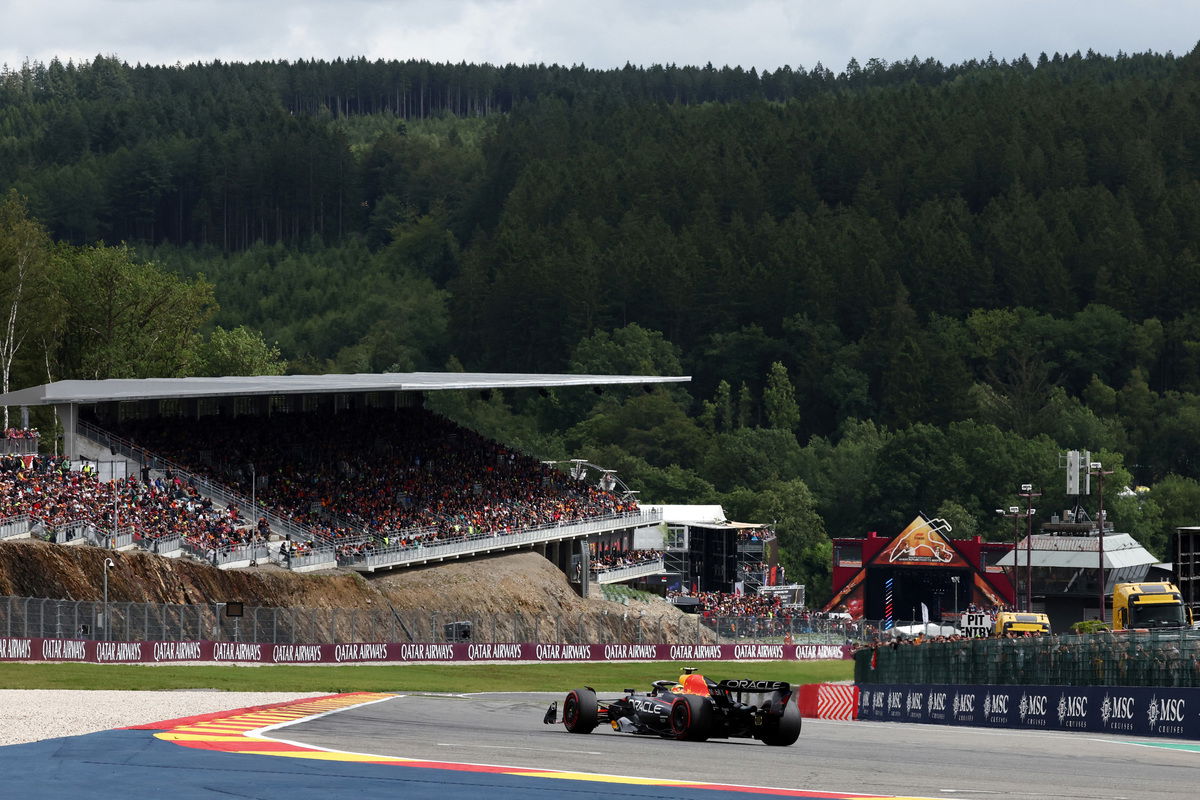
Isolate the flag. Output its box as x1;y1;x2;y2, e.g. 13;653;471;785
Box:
921;602;930;624
883;578;894;630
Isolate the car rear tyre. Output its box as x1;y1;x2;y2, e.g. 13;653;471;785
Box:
670;694;713;741
563;688;599;734
760;698;802;746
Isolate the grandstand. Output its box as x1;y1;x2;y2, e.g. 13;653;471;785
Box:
0;371;686;593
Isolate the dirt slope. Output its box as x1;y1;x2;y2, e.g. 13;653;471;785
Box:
0;540;704;644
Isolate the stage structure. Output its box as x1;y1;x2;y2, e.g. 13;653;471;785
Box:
823;515;1015;624
1177;526;1200;619
636;505;777;596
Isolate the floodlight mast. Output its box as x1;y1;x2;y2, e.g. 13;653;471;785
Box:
997;506;1024;610
997;484;1040;612
1018;484;1041;613
1089;462;1114;623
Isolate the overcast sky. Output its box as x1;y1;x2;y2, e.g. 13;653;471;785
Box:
2;1;1198;73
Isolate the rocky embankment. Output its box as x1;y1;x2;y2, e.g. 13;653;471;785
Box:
0;540;705;644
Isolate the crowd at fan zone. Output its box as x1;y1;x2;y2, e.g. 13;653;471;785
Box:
0;452;257;555
670;589;785;618
106;407;637;547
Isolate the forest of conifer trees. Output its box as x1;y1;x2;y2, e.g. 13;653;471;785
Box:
4;47;1200;602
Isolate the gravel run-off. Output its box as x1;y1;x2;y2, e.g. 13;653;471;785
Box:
0;690;325;746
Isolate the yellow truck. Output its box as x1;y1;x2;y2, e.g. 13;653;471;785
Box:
1111;581;1194;631
992;612;1051;636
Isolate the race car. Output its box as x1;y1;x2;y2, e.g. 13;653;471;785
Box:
542;668;801;746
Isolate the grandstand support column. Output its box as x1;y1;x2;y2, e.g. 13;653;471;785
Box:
578;539;591;599
55;403;79;461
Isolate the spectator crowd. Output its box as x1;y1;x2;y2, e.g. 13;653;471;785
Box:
590;548;662;572
1;407;641;568
106;407;638;557
670;589;785;619
0;454;260;558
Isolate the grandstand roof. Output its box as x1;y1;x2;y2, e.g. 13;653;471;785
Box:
0;372;691;406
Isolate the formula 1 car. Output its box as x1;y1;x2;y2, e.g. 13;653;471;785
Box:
543;668;801;746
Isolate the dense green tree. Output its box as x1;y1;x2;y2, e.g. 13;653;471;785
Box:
565;392;710;470
0;191;62;420
762;361;800;433
701;428;805;492
194;325;287;377
55;243;215;379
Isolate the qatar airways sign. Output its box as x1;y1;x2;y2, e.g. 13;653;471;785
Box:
0;636;850;664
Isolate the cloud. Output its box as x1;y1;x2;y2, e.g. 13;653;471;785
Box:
1;0;1197;72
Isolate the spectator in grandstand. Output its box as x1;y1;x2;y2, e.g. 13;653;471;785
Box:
103;407;638;554
590;549;662;571
0;455;251;557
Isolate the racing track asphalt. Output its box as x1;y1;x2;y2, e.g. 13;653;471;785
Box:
0;692;1197;800
280;692;1200;800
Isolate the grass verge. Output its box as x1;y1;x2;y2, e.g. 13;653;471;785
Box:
0;660;853;693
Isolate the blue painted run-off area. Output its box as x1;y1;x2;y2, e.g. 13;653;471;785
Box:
0;729;852;800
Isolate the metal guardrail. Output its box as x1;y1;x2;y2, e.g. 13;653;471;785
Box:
214;543;269;567
0;438;38;455
180;540;270;568
144;534;183;556
40;522;87;545
0;593;846;646
0;515;31;540
349;510;663;572
279;548;338;571
77;420;318;545
38;521;134;547
591;558;666;584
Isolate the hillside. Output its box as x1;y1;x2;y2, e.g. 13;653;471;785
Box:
0;541;703;644
9;49;1200;607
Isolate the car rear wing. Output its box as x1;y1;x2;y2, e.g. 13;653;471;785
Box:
716;679;791;693
713;679;793;712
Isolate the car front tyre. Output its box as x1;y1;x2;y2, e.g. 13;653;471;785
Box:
563;688;599;733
